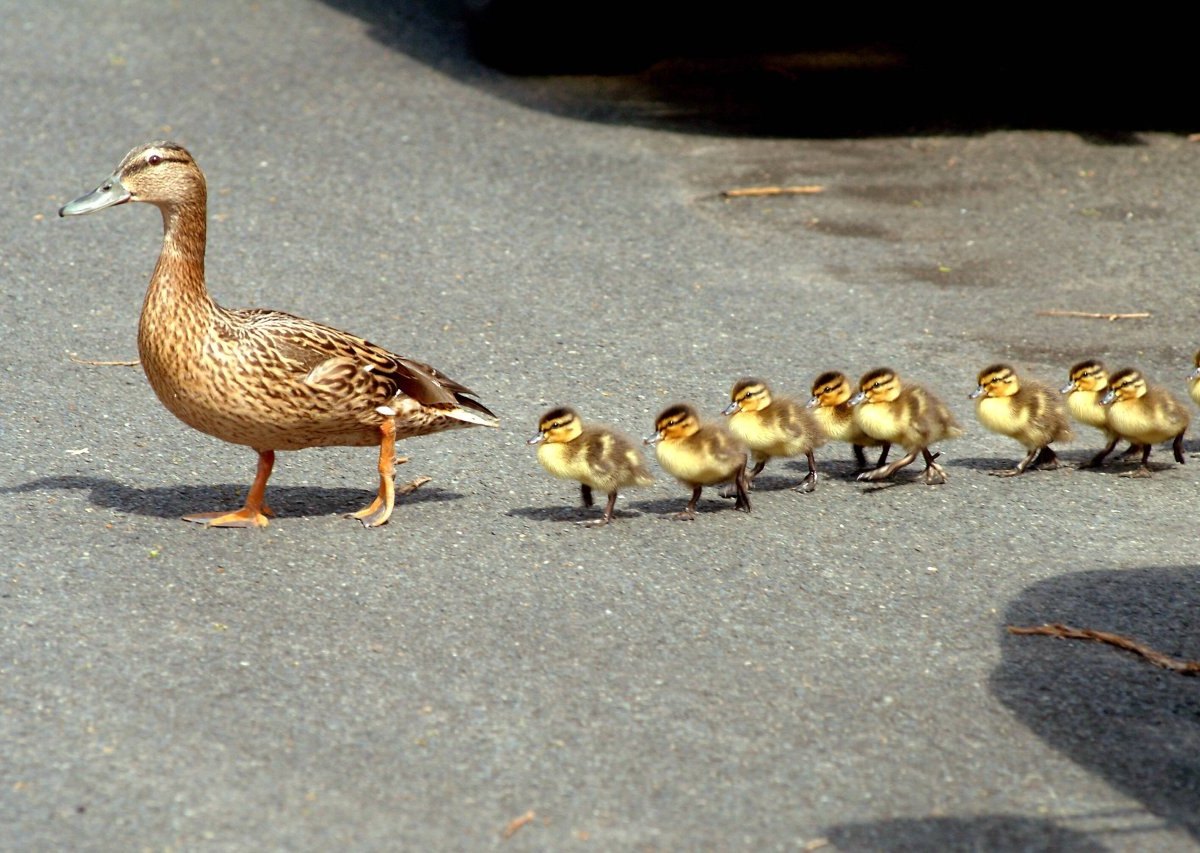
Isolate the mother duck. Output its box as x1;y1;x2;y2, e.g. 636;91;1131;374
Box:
60;142;498;528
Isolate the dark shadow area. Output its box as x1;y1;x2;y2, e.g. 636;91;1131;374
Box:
825;814;1109;852
506;503;640;523
1;475;462;519
323;0;1198;140
992;566;1200;840
627;495;746;517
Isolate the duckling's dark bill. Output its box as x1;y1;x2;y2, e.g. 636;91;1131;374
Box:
59;175;131;216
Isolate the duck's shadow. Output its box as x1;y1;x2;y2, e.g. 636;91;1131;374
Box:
0;475;462;519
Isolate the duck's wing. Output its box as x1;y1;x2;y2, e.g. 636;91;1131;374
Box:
233;308;498;424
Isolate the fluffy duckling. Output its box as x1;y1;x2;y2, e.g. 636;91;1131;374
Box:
1187;350;1200;408
528;407;653;526
970;364;1073;476
644;404;750;520
1061;359;1127;467
850;368;963;485
722;378;826;492
806;371;889;470
1101;368;1189;477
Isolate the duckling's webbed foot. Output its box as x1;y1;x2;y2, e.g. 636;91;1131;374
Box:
992;447;1040;477
578;492;618;527
1080;438;1119;469
791;452;818;493
1032;446;1060;470
858;448;918;482
673;486;702;521
922;449;947;485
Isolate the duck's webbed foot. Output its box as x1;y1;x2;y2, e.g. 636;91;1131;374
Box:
184;450;275;528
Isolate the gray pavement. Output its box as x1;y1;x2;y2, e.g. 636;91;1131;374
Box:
2;1;1199;850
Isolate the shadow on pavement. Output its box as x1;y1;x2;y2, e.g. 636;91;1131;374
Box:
1;475;462;519
825;814;1110;852
322;0;1198;141
991;566;1200;840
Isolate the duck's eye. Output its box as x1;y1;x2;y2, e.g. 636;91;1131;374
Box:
148;154;162;166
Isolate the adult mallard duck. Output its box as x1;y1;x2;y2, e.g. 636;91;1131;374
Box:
59;141;498;528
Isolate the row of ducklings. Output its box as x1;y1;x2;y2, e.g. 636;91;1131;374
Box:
528;358;1199;525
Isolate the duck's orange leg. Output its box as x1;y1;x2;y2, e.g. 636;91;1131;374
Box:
184;450;276;528
350;420;431;528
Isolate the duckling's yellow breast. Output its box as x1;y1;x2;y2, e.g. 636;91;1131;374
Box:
538;442;594;483
1066;390;1108;430
1190;379;1200;408
1106;399;1185;444
854;401;909;445
727;411;808;457
656;440;740;485
812;406;853;443
976;397;1027;436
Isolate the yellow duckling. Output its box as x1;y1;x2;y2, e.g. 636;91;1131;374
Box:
1060;359;1126;467
1101;368;1189;477
722;378;827;492
644;404;750;520
60;142;497;528
528;407;653;526
1187;350;1200;408
850;368;963;484
806;370;889;470
970;364;1073;476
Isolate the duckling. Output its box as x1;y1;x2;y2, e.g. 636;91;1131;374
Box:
644;404;750;520
1100;368;1189;477
721;378;826;492
970;364;1073;476
59;142;498;528
1061;359;1129;467
528;407;653;526
850;368;963;485
1187;350;1200;408
806;370;889;470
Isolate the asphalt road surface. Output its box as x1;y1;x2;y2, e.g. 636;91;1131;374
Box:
3;2;1199;850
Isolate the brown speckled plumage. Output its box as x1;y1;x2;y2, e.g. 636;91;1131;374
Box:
61;142;497;527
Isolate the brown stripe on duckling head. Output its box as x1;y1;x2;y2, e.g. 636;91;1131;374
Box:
655;403;696;430
811;371;846;393
538;406;579;431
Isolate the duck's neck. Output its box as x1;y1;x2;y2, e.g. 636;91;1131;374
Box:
139;198;217;343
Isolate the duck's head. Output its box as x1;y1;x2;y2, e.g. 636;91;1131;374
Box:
970;363;1020;400
849;368;900;405
722;378;772;415
60;141;203;217
1189;350;1200;381
807;371;852;408
528;406;583;445
1062;359;1108;394
1101;368;1146;405
645;404;700;445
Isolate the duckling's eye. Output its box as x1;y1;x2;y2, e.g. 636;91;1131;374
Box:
148;154;162;166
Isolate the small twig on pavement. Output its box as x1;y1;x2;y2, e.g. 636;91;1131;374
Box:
1008;622;1200;675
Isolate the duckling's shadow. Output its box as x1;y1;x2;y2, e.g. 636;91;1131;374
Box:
0;475;462;519
626;496;744;517
945;455;1077;477
506;504;640;524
